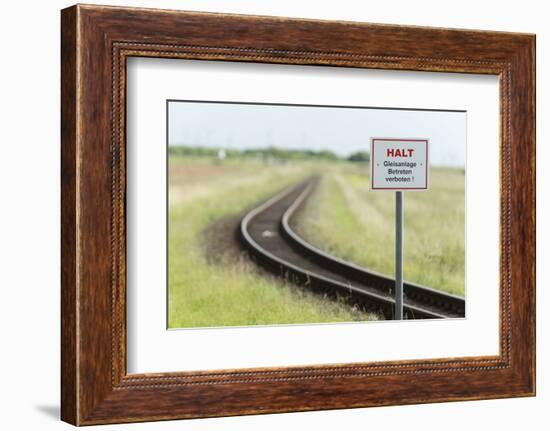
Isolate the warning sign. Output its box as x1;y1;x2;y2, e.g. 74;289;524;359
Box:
370;138;429;190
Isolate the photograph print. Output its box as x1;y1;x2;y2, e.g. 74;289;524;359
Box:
167;100;466;329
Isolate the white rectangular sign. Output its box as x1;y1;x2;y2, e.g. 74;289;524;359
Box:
370;138;429;190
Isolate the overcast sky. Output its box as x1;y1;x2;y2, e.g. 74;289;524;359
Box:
168;101;466;167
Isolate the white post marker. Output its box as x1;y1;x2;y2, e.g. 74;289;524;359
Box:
370;138;429;320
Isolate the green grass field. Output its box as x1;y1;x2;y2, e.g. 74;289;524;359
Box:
168;155;465;329
293;164;465;296
168;156;377;328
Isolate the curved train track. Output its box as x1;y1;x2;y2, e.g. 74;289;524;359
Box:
239;176;465;320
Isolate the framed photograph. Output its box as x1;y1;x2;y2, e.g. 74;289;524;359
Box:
61;4;535;425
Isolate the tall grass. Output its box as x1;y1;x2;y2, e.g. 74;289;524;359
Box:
294;165;465;296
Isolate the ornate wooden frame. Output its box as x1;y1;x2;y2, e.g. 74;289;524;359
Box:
61;4;535;425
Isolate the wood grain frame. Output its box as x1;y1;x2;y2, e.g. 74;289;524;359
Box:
61;4;535;426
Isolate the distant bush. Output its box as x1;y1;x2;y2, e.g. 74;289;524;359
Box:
347;151;370;162
168;146;240;158
169;145;341;161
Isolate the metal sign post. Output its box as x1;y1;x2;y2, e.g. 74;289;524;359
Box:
395;191;404;320
370;138;429;320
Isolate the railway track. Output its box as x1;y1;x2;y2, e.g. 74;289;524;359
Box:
239;176;465;320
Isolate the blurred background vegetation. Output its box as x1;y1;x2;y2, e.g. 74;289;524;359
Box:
168;145;369;162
